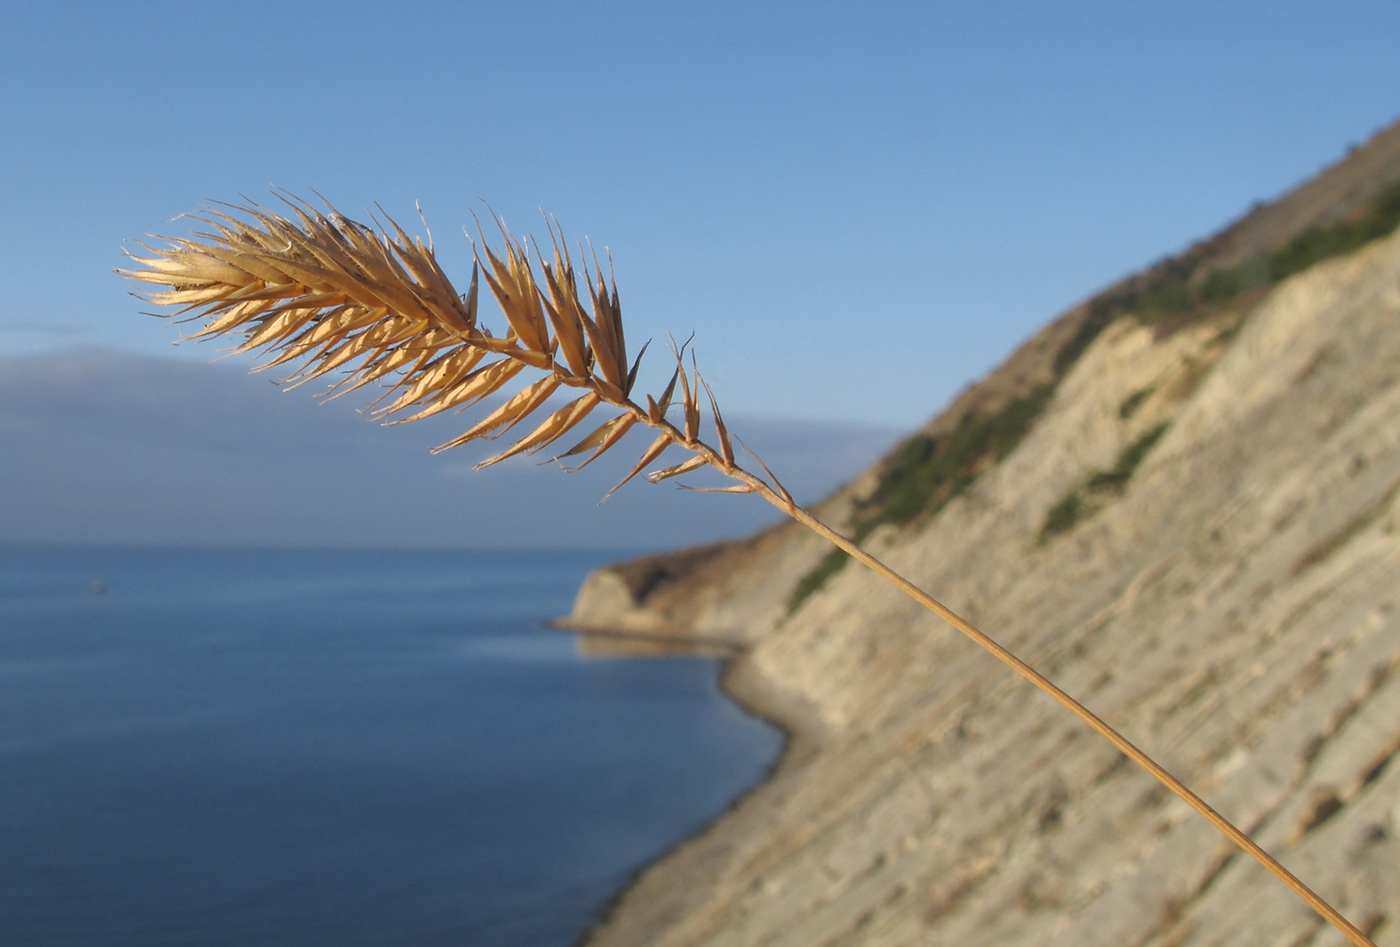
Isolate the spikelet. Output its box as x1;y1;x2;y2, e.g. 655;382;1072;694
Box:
120;194;790;503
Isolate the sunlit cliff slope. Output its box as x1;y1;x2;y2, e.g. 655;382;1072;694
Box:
568;120;1400;947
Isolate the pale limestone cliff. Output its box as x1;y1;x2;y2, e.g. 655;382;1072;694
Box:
567;133;1400;947
573;222;1400;947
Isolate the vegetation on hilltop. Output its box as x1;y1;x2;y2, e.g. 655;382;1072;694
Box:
789;178;1400;611
788;384;1053;613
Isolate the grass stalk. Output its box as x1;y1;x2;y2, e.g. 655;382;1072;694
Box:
123;196;1375;947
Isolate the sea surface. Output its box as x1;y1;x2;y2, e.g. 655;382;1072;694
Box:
0;545;783;946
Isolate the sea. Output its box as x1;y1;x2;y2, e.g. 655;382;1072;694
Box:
0;544;783;947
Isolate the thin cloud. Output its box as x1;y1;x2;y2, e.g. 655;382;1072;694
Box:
0;350;904;549
0;320;92;337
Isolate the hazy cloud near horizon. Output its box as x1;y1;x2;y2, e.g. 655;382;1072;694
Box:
0;351;904;550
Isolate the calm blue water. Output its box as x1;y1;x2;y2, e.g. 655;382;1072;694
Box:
0;545;782;946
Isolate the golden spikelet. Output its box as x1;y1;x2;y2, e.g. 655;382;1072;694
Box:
121;195;1375;947
121;195;775;500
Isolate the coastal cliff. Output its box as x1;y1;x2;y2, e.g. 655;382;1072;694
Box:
567;121;1400;947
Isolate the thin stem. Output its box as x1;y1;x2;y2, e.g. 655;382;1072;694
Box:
728;473;1374;947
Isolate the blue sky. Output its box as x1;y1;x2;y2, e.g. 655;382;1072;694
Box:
3;1;1397;428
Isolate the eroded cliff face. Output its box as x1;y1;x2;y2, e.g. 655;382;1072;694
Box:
567;130;1400;947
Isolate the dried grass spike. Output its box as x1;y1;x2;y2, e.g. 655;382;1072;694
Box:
699;374;733;465
677;483;756;494
120;193;1380;947
603;433;671;501
683;362;701;442
375;347;489;415
738;437;793;507
388;359;525;424
625;339;650;396
466;392;602;466
556;413;638;472
647;366;682;423
448;374;561;444
535;223;592;378
580;246;627;388
645;455;707;483
473;212;552;355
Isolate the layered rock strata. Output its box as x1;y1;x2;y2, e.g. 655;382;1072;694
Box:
569;137;1400;947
